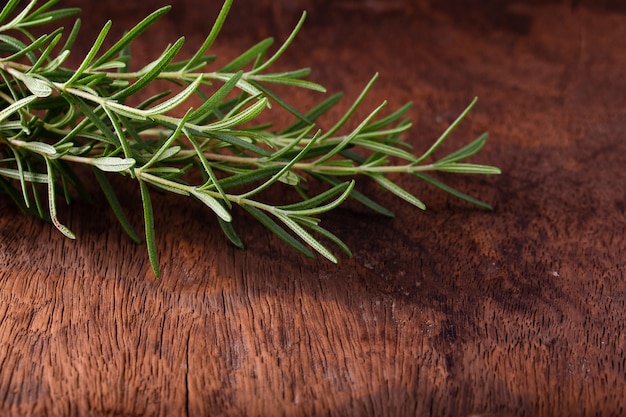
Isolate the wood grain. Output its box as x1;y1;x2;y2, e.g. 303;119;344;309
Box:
2;1;626;416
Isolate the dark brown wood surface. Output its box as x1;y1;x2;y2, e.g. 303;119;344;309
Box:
2;1;626;416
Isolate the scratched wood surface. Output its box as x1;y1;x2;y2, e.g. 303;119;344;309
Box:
1;1;626;416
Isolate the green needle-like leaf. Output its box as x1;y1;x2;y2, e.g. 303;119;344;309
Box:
144;74;202;116
22;141;57;156
250;11;306;75
93;157;136;172
307;223;352;258
91;6;171;69
0;33;46;63
0;0;35;31
275;212;337;263
92;167;141;243
21;73;52;97
112;37;185;100
218;216;244;249
44;158;75;239
139;179;159;277
8;145;29;207
281;92;343;135
189;71;242;123
281;180;354;216
201;97;268;131
321;73;379;140
0;95;37;122
0;166;49;183
191;188;231;222
369;174;426;210
244;205;314;259
220;38;274;73
311;173;395;217
414;97;478;164
63;20;112;86
183;0;232;72
413;172;493;210
434;132;489;165
0;0;21;25
433;163;501;175
59;17;80;53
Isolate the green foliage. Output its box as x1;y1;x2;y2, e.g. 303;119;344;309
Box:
0;0;500;277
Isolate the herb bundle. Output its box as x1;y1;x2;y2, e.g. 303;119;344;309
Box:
0;0;500;276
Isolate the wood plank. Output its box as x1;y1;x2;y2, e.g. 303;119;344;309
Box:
2;1;626;415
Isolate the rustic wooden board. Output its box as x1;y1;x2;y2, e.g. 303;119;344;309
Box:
2;1;626;416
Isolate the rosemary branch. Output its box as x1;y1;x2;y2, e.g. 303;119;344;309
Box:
0;0;500;277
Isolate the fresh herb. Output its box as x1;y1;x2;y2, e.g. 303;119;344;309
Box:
0;0;500;277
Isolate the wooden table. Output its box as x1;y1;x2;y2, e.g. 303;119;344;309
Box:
1;1;626;415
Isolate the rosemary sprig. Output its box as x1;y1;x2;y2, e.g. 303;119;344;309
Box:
0;0;500;277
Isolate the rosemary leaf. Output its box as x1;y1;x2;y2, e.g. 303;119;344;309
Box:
139;178;159;277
